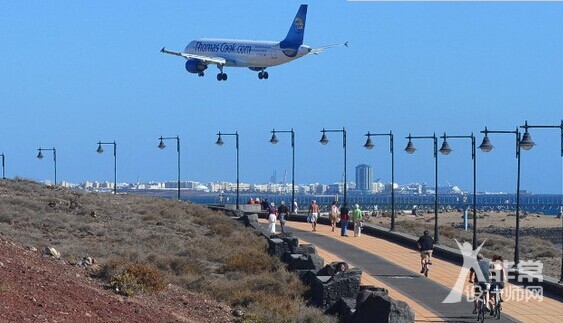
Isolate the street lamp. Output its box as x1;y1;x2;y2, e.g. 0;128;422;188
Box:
270;129;296;213
37;147;57;185
319;127;347;205
158;136;181;201
364;131;395;231
439;132;478;250
479;127;522;265
96;141;117;195
216;131;239;210
0;153;5;179
405;133;440;243
519;120;563;282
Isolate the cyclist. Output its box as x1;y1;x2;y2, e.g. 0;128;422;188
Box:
469;254;491;314
489;255;506;313
416;230;434;274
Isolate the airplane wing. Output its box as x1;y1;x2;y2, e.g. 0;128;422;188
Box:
309;41;348;55
160;47;226;66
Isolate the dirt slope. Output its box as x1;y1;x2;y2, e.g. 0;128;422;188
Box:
0;234;234;322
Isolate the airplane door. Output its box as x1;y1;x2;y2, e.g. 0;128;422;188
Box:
270;48;278;60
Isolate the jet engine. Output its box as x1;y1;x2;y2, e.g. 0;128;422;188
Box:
185;59;207;74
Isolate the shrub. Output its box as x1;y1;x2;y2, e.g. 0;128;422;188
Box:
221;248;273;273
110;263;165;296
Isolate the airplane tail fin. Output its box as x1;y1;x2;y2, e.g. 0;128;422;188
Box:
280;4;307;50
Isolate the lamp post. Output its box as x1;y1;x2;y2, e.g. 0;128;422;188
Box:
518;120;563;282
216;131;239;210
319;128;347;205
439;132;478;249
158;136;181;201
0;153;5;179
479;127;522;266
37;147;57;185
405;133;439;243
270;129;296;213
364;131;395;231
96;141;117;195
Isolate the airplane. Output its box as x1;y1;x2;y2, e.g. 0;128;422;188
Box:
161;4;347;81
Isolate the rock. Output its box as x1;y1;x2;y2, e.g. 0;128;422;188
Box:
326;297;356;322
287;254;324;272
310;268;362;309
0;261;3;267
86;264;103;277
293;244;317;255
81;257;94;266
232;308;244;317
353;289;414;323
90;211;97;218
267;238;290;258
241;214;258;226
44;247;60;259
26;246;38;252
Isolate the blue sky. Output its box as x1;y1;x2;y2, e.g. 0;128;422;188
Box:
0;1;562;194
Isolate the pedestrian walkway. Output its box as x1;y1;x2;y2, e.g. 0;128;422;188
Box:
263;219;562;322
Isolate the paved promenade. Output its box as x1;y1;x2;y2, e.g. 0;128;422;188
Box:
261;219;563;322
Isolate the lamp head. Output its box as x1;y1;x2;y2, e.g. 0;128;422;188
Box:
37;149;43;159
364;137;374;150
215;134;224;146
404;140;416;154
269;133;279;144
439;140;452;155
519;131;535;150
478;136;493;152
319;129;328;145
96;143;104;154
158;138;166;149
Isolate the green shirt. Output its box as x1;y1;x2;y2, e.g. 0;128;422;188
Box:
352;208;363;222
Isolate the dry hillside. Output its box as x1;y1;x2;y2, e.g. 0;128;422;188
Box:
0;179;332;323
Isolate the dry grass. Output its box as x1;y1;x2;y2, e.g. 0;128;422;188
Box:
0;179;330;322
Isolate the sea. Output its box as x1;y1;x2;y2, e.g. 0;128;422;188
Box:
128;190;563;216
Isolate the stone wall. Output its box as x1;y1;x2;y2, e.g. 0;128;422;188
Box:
239;213;415;323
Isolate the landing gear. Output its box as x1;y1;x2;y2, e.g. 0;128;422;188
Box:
258;70;269;80
216;72;227;81
198;72;204;77
216;65;227;81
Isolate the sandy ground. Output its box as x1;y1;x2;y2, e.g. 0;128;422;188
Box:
365;211;562;229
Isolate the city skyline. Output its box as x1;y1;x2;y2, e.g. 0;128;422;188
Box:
1;1;562;193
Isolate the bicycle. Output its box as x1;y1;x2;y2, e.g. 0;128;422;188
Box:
476;283;491;323
489;285;502;320
421;252;431;277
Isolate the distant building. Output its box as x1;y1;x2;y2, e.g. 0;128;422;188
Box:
355;164;372;192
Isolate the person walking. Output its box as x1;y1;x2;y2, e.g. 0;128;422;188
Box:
277;201;289;234
352;204;363;237
340;202;350;237
329;201;339;232
308;200;319;232
267;202;278;234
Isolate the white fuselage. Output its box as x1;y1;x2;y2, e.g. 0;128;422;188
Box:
184;38;310;68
